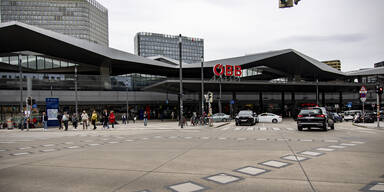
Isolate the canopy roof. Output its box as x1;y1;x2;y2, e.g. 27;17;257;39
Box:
0;21;347;80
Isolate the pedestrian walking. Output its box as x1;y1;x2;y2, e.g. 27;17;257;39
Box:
109;110;115;128
171;111;175;120
42;112;48;131
57;112;63;130
91;110;98;130
143;111;148;126
62;112;69;131
81;111;89;130
102;109;109;129
122;113;127;124
133;114;136;124
72;113;78;130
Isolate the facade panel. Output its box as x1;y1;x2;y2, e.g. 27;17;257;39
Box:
134;32;204;64
0;0;108;46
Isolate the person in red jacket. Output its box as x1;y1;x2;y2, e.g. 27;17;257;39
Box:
109;110;115;128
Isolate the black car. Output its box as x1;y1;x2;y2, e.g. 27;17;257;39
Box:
235;110;258;126
297;107;334;131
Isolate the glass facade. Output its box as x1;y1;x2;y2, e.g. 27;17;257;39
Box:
134;32;204;64
0;0;108;46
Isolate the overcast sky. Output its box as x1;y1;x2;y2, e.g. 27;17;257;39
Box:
97;0;384;72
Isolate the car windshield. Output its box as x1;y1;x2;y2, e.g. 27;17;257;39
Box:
299;109;322;115
238;111;252;116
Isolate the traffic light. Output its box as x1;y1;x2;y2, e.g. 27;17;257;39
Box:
279;0;293;8
379;87;384;95
26;96;32;106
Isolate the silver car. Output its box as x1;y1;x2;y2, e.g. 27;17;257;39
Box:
211;113;231;122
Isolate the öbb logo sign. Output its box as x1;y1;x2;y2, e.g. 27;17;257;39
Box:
213;64;242;77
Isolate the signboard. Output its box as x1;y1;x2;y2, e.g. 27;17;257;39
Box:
213;64;242;77
360;97;366;102
347;102;352;108
46;98;59;127
230;100;235;105
359;86;367;94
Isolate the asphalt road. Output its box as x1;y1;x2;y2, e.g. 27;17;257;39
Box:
0;120;383;192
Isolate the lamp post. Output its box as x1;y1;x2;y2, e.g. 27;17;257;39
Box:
18;55;23;130
201;56;204;117
75;64;78;117
126;74;129;124
316;78;319;106
179;34;184;128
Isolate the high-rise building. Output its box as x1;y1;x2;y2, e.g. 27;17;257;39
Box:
134;32;204;64
322;60;341;71
374;61;384;68
0;0;108;46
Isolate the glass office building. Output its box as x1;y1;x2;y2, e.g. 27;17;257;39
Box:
134;32;204;64
0;0;108;46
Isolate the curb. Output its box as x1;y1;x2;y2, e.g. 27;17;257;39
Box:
215;122;231;128
352;123;368;128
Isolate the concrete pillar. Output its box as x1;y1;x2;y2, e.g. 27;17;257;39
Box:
322;92;325;107
291;92;296;118
100;61;111;90
281;92;285;117
339;92;343;111
259;92;263;113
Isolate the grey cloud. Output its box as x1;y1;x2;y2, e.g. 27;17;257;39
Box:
280;34;368;43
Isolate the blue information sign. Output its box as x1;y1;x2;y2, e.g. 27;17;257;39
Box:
46;98;59;127
347;102;352;108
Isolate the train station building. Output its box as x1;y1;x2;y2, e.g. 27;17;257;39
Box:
0;21;383;120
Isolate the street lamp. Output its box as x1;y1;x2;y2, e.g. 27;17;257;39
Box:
126;74;129;124
201;56;204;117
75;64;78;117
179;34;184;128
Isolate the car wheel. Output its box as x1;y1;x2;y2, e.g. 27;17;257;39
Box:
323;123;328;132
272;119;278;123
298;126;303;131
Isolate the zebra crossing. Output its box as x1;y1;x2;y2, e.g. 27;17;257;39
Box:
220;126;294;131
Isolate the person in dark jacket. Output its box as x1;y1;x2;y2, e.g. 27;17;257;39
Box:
57;112;63;130
143;111;148;126
102;109;109;129
72;113;78;130
42;112;48;131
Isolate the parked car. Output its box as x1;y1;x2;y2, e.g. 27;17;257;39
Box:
330;112;343;122
211;113;231;122
353;113;374;123
257;113;282;123
344;110;362;121
297;107;334;131
235;110;258;126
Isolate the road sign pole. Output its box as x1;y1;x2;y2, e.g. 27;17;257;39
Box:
363;101;365;124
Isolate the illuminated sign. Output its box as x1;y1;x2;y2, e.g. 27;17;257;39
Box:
213;64;242;77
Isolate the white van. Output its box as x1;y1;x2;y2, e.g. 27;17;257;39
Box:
344;110;362;121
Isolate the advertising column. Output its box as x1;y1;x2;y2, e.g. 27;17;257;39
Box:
46;98;59;127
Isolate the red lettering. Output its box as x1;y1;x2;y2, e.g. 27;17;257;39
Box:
213;64;224;76
234;66;242;77
225;65;233;76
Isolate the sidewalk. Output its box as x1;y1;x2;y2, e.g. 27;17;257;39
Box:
352;122;384;129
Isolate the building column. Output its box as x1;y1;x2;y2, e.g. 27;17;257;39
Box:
259;92;263;113
231;92;237;117
339;91;343;111
322;92;325;107
100;61;111;90
291;92;296;118
281;92;285;117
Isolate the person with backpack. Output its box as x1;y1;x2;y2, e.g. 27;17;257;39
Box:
91;110;98;130
109;110;115;128
72;113;78;130
62;112;69;131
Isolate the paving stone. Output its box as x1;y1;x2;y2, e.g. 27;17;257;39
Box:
167;181;207;192
234;166;270;176
281;155;309;161
259;160;291;168
328;145;346;149
315;148;335;152
299;151;324;157
204;173;243;184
